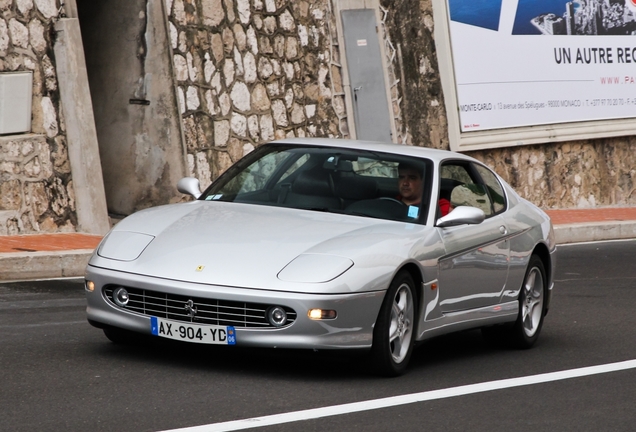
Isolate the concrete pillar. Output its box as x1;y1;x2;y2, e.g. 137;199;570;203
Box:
54;18;111;235
64;0;79;18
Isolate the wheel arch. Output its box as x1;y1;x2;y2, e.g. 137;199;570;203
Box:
531;242;553;314
532;242;552;287
396;262;423;307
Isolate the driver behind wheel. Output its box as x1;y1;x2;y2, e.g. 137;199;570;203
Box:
397;163;452;216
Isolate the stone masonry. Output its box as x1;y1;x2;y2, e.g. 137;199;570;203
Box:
165;0;344;189
0;0;79;235
474;138;636;209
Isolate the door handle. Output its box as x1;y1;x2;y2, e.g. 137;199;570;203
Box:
499;226;508;235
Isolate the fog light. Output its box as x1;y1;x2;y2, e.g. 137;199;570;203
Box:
113;287;129;307
308;309;337;320
85;280;95;292
267;306;287;327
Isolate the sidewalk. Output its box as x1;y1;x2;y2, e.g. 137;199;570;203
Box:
0;233;102;282
1;207;636;282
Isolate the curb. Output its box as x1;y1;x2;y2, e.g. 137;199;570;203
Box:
0;250;93;282
554;221;636;244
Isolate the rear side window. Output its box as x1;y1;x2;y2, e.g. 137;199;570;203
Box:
474;164;506;214
440;162;493;217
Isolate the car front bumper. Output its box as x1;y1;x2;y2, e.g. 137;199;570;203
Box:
85;265;386;350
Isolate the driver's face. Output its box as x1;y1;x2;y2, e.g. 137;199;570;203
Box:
398;168;422;205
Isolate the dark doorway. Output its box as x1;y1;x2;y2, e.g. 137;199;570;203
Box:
76;0;186;216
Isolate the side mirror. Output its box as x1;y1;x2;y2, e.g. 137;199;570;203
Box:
436;206;485;228
177;177;202;199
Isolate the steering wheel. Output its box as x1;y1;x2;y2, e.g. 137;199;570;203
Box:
379;197;406;206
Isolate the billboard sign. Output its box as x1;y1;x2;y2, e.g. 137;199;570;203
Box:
445;0;636;133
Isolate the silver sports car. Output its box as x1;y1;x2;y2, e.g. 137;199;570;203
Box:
85;138;556;376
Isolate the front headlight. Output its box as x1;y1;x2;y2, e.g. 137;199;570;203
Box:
277;254;353;283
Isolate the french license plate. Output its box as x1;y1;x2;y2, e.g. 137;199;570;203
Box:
150;317;236;345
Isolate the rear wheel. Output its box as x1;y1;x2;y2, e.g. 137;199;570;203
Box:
371;270;417;377
510;255;547;348
482;255;547;348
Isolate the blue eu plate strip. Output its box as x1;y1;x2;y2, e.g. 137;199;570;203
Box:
227;326;236;345
150;316;158;335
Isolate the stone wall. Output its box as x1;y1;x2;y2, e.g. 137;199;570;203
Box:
381;0;636;209
380;0;449;150
471;137;636;209
165;0;344;189
0;0;78;234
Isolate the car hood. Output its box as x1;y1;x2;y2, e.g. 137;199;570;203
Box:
89;201;435;293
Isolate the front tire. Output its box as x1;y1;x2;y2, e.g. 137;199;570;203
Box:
371;270;417;377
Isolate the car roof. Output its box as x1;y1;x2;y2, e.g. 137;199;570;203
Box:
268;138;478;165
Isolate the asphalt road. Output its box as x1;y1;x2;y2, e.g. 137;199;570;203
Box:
1;240;636;432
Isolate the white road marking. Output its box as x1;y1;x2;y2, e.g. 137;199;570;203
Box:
159;359;636;432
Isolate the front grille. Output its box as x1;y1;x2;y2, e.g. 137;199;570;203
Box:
103;286;297;329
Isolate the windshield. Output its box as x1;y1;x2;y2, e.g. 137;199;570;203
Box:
200;144;433;223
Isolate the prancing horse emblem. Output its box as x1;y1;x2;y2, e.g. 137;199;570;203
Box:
185;299;197;318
